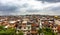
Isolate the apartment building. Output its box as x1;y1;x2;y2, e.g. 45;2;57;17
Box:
40;16;54;28
0;15;60;35
14;15;40;35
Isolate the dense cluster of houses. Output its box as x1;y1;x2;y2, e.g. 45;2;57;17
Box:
0;15;60;35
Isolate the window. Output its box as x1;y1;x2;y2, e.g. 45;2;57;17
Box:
19;26;22;29
27;34;30;35
28;31;30;32
24;27;26;29
23;30;26;32
28;27;30;29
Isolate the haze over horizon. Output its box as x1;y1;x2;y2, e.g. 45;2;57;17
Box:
0;0;60;15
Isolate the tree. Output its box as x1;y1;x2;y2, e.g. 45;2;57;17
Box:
43;27;57;35
38;28;43;35
5;28;16;35
18;30;24;35
0;27;16;35
0;26;5;30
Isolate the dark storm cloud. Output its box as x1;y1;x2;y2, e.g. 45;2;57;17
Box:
0;2;29;13
0;5;18;12
0;3;19;15
37;0;60;3
0;2;30;15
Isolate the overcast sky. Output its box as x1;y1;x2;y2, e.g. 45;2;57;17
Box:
0;0;60;15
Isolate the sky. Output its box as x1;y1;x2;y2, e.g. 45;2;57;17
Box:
0;0;60;15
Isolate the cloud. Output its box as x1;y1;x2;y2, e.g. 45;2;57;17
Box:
37;0;60;3
0;3;19;15
0;0;60;15
0;5;18;12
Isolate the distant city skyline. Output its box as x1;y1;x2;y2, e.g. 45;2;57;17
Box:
0;0;60;15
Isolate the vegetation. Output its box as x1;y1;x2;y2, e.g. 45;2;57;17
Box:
38;27;57;35
0;26;57;35
38;28;43;35
17;31;24;35
0;26;24;35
